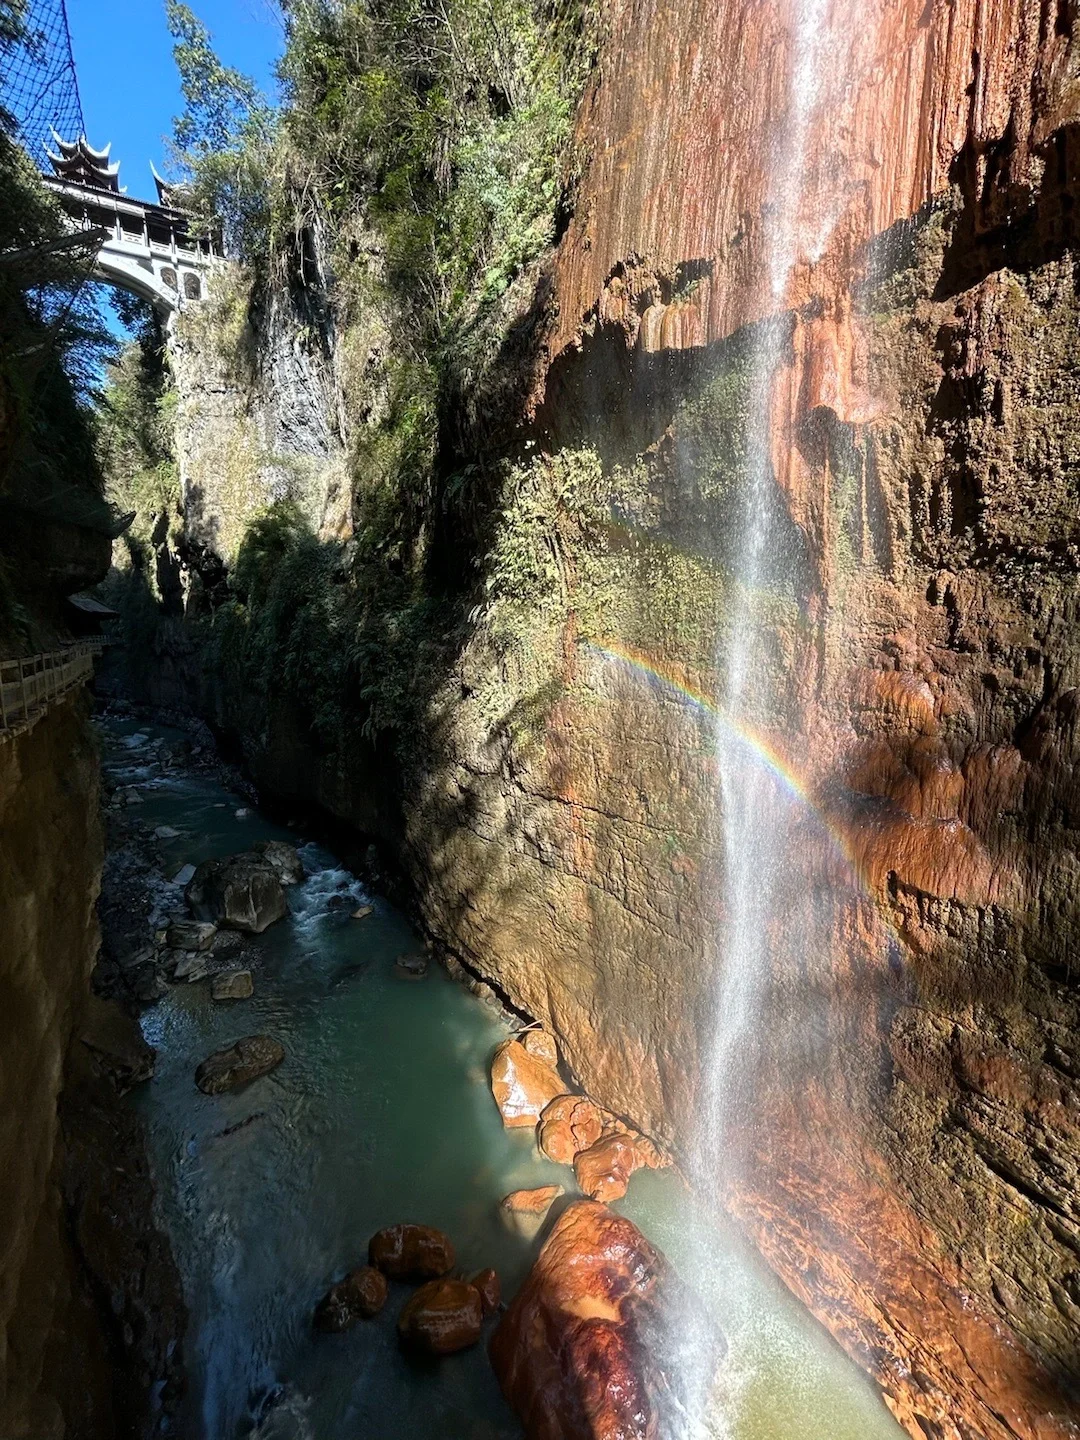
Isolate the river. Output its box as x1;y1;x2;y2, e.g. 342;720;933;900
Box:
100;718;903;1440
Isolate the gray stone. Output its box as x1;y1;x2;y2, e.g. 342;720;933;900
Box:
253;840;305;885
172;950;211;983
166;919;217;952
170;862;196;886
195;1035;284;1094
211;969;254;1001
185;852;287;934
394;953;428;981
351;903;375;920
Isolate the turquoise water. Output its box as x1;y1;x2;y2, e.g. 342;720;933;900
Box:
103;721;903;1440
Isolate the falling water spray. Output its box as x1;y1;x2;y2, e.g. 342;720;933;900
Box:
673;2;837;1434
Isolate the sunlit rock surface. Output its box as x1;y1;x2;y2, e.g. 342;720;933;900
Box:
491;1200;721;1440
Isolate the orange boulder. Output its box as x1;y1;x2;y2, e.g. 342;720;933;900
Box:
398;1278;483;1355
490;1039;564;1129
521;1028;559;1067
491;1200;721;1440
499;1185;564;1240
537;1094;606;1166
313;1265;388;1332
573;1134;642;1202
471;1267;501;1314
368;1223;455;1281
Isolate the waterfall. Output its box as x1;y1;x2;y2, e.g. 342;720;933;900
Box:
675;3;837;1433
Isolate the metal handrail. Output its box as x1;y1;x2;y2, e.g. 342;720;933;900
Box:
0;640;103;741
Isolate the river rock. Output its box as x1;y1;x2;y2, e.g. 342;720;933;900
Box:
185;852;287;933
573;1133;643;1203
491;1201;721;1439
172;950;211;983
490;1039;564;1129
394;953;428;981
313;1266;388;1332
195;1035;285;1094
166;919;217;952
368;1223;455;1280
211;969;254;1001
253;839;305;885
537;1095;606;1166
397;1278;483;1355
499;1186;564;1240
471;1268;501;1314
351;903;374;920
521;1028;559;1067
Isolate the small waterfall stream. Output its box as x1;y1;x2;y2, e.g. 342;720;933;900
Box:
681;2;859;1433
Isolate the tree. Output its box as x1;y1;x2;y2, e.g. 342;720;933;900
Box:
165;1;274;259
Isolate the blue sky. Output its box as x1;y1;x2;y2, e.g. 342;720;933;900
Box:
68;0;283;205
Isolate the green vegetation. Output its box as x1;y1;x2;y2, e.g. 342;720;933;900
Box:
166;1;274;260
139;0;603;739
0;2;121;648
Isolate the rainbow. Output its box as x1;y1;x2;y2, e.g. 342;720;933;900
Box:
584;639;874;894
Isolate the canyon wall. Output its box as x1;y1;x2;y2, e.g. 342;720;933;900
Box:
0;696;185;1440
0;701;104;1440
147;2;1080;1436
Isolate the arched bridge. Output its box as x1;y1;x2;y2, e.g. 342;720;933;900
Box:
41;134;219;316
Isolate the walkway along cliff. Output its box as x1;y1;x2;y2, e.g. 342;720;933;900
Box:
101;2;1080;1437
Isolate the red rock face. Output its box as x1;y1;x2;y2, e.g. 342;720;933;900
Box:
545;0;1078;376
490;1201;721;1440
493;5;1080;1437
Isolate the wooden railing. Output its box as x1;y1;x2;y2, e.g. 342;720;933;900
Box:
0;642;102;741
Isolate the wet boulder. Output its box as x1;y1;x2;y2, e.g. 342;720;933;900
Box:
573;1134;643;1203
491;1201;723;1440
398;1278;483;1355
211;969;254;1001
394;953;428;981
171;949;211;983
185;852;287;933
471;1268;501;1315
537;1095;606;1167
253;840;305;885
498;1186;564;1241
520;1028;559;1067
195;1035;285;1094
314;1266;388;1332
490;1039;564;1129
166;919;217;951
368;1223;455;1281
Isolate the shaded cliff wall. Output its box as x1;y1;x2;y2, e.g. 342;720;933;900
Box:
0;698;184;1440
0;700;107;1439
139;3;1080;1437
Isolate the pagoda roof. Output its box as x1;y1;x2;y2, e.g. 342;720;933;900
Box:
150;161;193;210
46;131;124;194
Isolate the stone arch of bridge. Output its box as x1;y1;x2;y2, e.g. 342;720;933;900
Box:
91;243;205;316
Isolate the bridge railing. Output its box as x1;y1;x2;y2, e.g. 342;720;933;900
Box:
0;641;103;741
